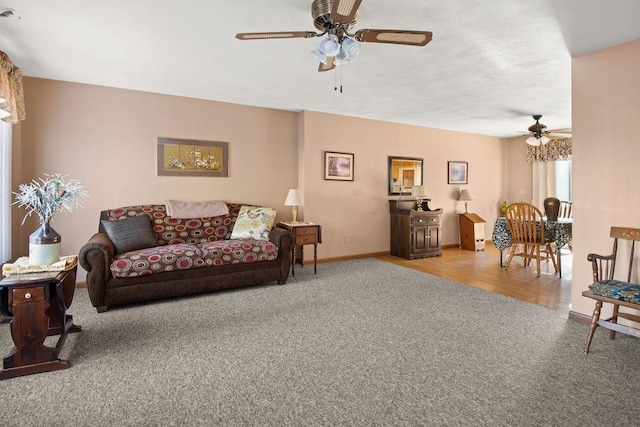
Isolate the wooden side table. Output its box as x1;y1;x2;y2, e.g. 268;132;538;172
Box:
276;222;322;276
0;264;81;380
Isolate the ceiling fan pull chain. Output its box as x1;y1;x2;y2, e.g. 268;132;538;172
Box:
340;65;343;93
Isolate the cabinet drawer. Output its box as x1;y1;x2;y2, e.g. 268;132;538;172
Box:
412;216;439;225
295;227;318;237
12;286;46;304
296;234;318;245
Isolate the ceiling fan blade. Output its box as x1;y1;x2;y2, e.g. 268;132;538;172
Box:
354;29;433;46
235;31;318;40
331;0;364;24
318;57;335;72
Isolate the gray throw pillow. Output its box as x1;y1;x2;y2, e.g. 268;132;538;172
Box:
101;215;157;254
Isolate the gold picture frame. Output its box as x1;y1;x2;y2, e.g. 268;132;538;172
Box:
157;137;229;177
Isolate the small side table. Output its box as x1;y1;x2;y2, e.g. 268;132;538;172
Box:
0;264;81;380
276;222;322;276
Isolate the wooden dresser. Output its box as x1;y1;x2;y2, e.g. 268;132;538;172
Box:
389;200;443;259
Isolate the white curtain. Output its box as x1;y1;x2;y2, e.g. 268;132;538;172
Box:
532;161;556;209
0;120;11;263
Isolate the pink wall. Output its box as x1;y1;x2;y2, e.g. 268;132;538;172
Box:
14;79;299;280
299;111;504;259
571;39;640;316
13;78;506;281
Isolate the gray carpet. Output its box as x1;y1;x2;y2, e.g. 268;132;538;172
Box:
2;258;639;426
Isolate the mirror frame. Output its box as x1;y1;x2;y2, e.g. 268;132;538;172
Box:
388;156;424;196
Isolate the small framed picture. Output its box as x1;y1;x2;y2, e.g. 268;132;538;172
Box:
448;161;468;184
324;151;354;181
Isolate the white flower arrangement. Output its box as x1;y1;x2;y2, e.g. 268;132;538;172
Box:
14;174;88;225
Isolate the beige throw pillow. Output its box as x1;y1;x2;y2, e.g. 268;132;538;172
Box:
230;206;277;240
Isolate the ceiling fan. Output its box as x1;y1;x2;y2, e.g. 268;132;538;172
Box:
525;115;572;146
235;0;433;72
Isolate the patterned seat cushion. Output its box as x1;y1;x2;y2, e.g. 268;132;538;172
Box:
110;240;279;278
588;280;640;304
110;243;207;278
200;239;278;265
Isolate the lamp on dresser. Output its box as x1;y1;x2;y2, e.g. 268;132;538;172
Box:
411;185;427;211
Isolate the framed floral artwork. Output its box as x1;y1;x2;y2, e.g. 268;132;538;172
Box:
157;137;229;177
324;151;354;181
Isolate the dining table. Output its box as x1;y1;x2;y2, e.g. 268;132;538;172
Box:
492;217;573;277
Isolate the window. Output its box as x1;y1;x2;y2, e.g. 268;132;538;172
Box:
0;121;11;263
555;160;572;201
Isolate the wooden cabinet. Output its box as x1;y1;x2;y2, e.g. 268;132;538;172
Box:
459;212;486;251
389;200;442;259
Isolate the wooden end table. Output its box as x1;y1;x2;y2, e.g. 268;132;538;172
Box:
0;264;81;380
276;222;322;276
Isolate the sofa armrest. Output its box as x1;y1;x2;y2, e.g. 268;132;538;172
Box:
79;232;115;307
269;227;292;253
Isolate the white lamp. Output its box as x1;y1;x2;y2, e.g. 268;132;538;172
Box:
411;185;427;211
284;189;303;223
458;189;473;213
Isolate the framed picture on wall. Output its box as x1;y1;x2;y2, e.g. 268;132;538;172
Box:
448;161;468;184
324;151;354;181
157;137;229;177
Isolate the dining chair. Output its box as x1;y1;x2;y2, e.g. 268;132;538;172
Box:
504;202;558;277
558;200;573;252
558;201;572;219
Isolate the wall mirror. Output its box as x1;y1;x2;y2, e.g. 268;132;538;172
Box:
388;156;424;195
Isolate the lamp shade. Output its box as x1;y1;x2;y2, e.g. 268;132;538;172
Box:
458;189;473;201
284;189;303;206
526;136;541;146
411;185;426;197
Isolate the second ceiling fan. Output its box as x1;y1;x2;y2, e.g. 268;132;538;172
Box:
235;0;433;72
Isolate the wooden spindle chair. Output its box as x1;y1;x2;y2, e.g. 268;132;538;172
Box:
504;202;558;277
582;227;640;353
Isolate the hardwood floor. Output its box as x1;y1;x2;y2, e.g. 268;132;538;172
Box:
376;242;572;312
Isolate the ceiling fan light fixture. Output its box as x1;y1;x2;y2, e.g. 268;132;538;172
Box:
342;36;360;57
539;135;550;145
311;47;328;63
334;37;360;65
526;136;541;146
318;33;341;56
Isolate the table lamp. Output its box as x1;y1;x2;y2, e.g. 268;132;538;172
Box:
459;189;473;213
411;185;427;211
284;189;303;223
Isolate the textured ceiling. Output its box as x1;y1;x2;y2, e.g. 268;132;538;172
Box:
1;0;640;138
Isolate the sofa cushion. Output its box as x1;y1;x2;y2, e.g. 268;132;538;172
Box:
103;203;244;245
101;215;157;254
200;239;279;265
230;206;277;240
110;243;206;278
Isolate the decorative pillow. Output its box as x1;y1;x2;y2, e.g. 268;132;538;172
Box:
589;280;640;304
101;215;157;254
230;206;277;241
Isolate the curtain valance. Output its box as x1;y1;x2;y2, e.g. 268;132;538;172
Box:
0;51;26;124
526;137;572;162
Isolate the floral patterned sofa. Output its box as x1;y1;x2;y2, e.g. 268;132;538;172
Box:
79;202;292;312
